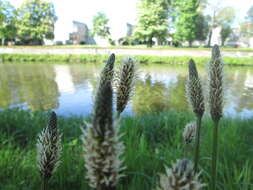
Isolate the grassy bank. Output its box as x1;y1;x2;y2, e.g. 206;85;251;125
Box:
1;45;253;52
1;53;253;65
0;109;252;190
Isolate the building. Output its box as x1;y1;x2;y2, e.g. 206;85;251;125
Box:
68;21;95;45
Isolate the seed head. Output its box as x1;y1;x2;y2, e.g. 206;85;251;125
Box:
208;45;223;122
183;121;196;144
83;54;125;189
116;57;137;114
156;159;205;190
186;59;205;117
81;120;125;189
37;111;62;180
93;54;115;137
100;53;115;83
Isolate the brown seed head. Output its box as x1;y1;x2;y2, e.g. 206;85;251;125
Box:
183;121;196;144
116;57;137;114
186;59;205;117
156;159;205;190
37;112;62;180
93;54;114;137
208;45;223;122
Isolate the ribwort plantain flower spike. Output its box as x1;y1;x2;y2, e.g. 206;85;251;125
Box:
186;59;205;173
208;45;223;122
93;53;115;137
186;59;205;118
37;111;62;190
82;54;125;190
116;57;137;115
156;159;205;190
208;45;224;190
183;121;196;145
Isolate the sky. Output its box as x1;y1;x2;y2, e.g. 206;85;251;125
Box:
8;0;253;41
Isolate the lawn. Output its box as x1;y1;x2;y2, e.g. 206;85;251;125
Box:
0;109;252;190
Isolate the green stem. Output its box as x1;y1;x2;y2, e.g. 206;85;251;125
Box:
211;120;219;190
41;178;49;190
193;116;202;173
98;184;116;190
116;111;121;120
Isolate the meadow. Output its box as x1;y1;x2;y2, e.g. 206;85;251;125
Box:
0;109;252;190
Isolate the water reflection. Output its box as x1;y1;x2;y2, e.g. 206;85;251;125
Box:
1;63;253;118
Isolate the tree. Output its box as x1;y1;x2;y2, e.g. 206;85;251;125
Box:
92;12;110;39
216;7;236;25
16;0;57;45
240;6;253;38
173;0;199;47
220;24;232;46
206;5;236;46
195;13;209;41
0;0;17;45
246;6;253;23
134;0;169;47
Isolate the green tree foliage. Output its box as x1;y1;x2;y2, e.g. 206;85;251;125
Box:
195;13;209;41
216;7;236;25
173;0;199;47
0;0;17;45
220;25;232;46
207;5;236;46
16;0;57;45
246;6;253;23
134;0;169;47
92;12;110;39
240;6;253;38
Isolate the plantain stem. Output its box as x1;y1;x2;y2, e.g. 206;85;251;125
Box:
193;116;202;173
42;178;49;190
211;119;219;190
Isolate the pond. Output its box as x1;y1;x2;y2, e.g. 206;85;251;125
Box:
0;63;253;118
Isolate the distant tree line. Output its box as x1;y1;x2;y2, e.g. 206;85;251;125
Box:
0;0;56;45
0;0;253;47
132;0;253;47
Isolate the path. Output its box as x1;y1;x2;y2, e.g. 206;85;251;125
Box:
0;48;252;57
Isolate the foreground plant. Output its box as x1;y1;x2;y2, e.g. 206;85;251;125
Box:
186;59;205;172
37;112;62;190
208;45;224;190
82;54;137;190
156;159;205;190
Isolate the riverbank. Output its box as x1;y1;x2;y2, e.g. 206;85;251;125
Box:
1;47;253;58
1;53;253;65
1;109;253;190
1;45;253;52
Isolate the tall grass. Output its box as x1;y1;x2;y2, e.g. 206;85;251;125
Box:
0;109;253;190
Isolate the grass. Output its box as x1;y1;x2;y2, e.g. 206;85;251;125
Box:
1;45;253;52
1;53;253;66
0;109;253;190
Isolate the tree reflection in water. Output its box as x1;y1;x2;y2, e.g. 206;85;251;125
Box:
1;63;253;117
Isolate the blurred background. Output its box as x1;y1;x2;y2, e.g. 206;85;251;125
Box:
0;0;252;48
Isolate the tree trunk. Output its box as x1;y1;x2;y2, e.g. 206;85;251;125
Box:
207;30;212;47
147;37;153;48
189;41;193;47
221;39;225;46
1;38;5;46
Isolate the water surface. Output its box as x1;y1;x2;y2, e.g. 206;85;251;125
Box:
0;63;253;118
